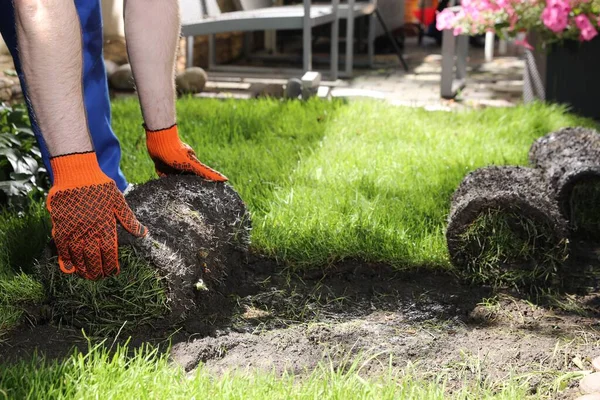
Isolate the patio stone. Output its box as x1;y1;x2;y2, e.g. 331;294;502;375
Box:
284;78;302;99
251;83;284;98
104;59;118;76
488;80;523;94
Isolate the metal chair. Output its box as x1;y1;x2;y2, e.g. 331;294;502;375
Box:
180;0;340;79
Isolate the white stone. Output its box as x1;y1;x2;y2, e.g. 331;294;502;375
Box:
301;71;321;89
580;373;600;394
575;394;600;400
592;356;600;371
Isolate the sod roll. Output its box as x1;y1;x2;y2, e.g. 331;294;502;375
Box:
122;175;251;319
446;166;568;287
529;127;600;236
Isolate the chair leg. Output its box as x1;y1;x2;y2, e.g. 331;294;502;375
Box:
368;12;376;68
303;26;312;72
375;9;408;71
208;34;217;70
484;31;494;62
456;34;469;80
440;29;456;98
345;12;355;77
331;13;339;80
186;36;195;68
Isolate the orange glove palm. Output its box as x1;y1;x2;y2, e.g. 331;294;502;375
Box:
47;152;148;280
146;124;228;181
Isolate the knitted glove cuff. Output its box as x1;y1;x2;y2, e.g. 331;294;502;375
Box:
145;123;180;154
50;151;109;188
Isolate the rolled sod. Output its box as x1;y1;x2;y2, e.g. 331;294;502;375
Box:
529;127;600;237
446;166;569;287
121;175;251;319
36;176;250;332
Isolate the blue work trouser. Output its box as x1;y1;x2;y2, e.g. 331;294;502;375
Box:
0;0;128;191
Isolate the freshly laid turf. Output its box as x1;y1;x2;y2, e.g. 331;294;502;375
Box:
41;248;168;336
0;99;594;337
113;98;594;269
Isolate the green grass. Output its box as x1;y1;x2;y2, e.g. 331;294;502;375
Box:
112;98;594;269
42;248;168;336
455;208;569;289
0;341;543;399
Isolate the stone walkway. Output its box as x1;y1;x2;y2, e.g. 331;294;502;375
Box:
0;38;525;109
343;40;524;109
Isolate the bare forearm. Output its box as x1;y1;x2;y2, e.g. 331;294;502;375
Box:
14;0;92;156
124;0;179;130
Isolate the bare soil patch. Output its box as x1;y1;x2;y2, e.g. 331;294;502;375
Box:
3;249;600;398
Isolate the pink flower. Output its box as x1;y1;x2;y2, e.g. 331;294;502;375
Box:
575;14;598;41
436;9;457;31
541;5;570;32
547;0;570;10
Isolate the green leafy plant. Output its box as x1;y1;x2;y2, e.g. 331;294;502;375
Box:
0;103;49;208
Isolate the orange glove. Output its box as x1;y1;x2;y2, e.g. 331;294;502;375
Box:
47;152;148;280
145;124;228;181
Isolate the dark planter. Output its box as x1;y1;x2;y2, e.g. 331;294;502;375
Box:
524;34;600;120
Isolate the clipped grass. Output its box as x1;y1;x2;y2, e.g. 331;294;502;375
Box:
244;102;594;268
0;341;541;400
0;201;49;339
455;208;569;289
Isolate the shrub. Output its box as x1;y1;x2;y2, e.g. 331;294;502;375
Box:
0;103;49;209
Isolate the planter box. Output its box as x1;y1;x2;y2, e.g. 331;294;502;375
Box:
524;35;600;120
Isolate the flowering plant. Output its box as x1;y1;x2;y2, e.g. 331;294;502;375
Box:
436;0;600;48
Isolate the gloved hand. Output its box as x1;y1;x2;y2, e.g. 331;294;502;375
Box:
145;124;228;181
47;152;148;280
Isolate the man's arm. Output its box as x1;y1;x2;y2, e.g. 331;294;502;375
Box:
124;0;228;181
14;0;147;280
14;0;92;155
